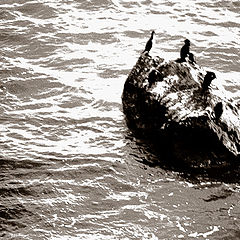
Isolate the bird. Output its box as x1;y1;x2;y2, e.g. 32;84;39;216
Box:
143;31;155;53
176;39;195;63
180;39;190;62
188;52;196;64
148;68;163;88
214;102;223;122
202;71;216;92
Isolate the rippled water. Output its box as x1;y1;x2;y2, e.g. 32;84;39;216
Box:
0;1;239;239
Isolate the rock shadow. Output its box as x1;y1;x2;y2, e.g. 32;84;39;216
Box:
125;129;240;184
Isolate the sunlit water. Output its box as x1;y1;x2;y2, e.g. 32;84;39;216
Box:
0;1;239;239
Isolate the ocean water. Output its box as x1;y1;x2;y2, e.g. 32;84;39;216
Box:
0;0;239;239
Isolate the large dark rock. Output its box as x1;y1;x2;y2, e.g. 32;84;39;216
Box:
122;53;240;167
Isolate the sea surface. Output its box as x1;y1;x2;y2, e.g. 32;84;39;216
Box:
0;0;239;239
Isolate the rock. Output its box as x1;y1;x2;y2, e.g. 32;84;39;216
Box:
122;53;240;165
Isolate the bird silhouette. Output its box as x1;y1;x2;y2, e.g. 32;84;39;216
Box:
180;39;190;62
148;68;163;88
214;102;223;122
202;71;216;92
143;31;155;53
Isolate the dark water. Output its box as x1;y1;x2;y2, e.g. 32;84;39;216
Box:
0;1;239;239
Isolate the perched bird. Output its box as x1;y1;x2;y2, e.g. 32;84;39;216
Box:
143;31;155;53
202;71;216;92
176;39;195;63
188;52;196;64
148;68;163;88
214;102;223;122
180;39;190;62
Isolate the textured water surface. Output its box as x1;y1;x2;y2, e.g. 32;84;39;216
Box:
0;0;239;239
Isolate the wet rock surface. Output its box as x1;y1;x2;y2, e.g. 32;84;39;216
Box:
122;53;240;172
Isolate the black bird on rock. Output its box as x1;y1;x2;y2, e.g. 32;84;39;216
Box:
180;39;190;62
176;39;195;64
214;102;223;122
188;52;196;64
202;71;216;92
143;31;155;54
148;68;163;88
